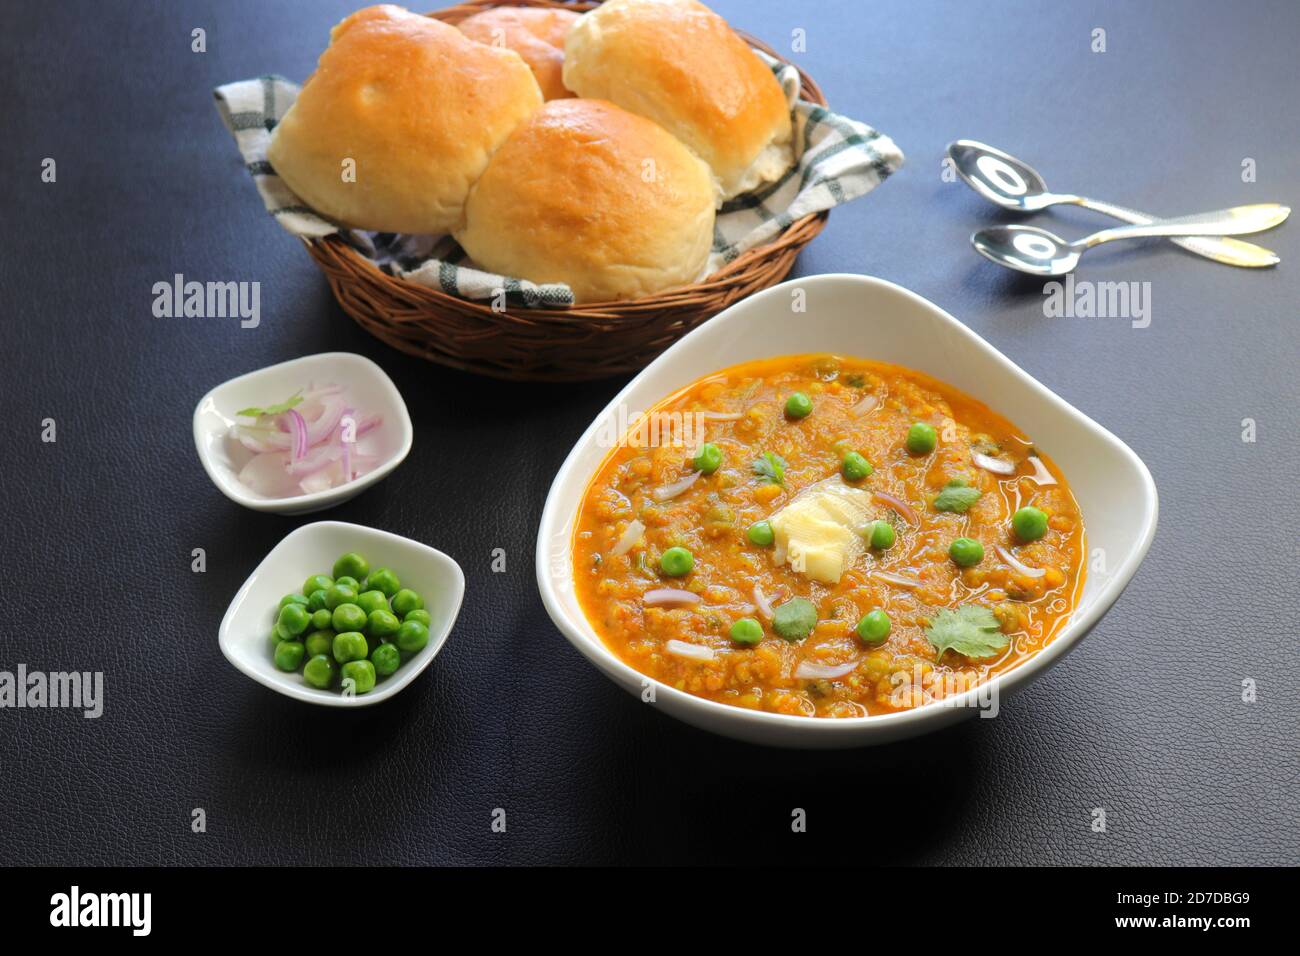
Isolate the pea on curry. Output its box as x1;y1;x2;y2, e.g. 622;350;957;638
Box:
573;354;1085;718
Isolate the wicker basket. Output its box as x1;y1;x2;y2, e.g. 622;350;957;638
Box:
305;0;830;382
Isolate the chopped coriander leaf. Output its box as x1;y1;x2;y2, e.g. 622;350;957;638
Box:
844;374;866;388
925;605;1008;660
752;451;787;486
236;392;304;418
933;479;982;513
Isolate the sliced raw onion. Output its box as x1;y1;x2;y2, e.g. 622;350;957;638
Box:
996;544;1046;579
795;659;859;680
753;585;775;619
285;409;308;460
609;519;645;557
652;470;701;502
701;411;742;421
973;452;1014;475
339;407;355;482
872;490;917;525
850;393;878;416
871;570;923;589
644;588;701;607
1027;456;1057;486
284;443;343;476
665;639;715;661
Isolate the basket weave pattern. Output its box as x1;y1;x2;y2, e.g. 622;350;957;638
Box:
305;0;830;381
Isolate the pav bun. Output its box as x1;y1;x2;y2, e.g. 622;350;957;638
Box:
454;99;716;303
267;4;543;235
457;6;580;101
562;0;793;202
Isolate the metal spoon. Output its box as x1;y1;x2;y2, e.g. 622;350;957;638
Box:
972;205;1291;276
949;140;1282;268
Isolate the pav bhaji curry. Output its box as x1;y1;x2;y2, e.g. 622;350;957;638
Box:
573;354;1085;718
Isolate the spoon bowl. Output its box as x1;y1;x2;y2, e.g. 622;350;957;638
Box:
972;224;1081;275
949;140;1060;211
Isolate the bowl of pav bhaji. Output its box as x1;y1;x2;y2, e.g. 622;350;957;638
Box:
536;274;1157;747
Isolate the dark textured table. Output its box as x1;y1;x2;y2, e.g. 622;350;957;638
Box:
2;0;1296;866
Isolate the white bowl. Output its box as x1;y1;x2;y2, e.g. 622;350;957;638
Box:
193;352;413;515
220;521;464;706
535;274;1158;748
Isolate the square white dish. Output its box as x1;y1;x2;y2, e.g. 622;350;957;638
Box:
220;521;464;706
193;351;413;515
535;274;1158;747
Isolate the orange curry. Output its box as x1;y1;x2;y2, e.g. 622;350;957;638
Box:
573;354;1085;718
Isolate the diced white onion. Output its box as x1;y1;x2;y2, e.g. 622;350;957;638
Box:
1027;456;1057;486
643;588;701;607
753;585;775;619
665;640;716;661
609;519;645;557
701;411;742;421
794;660;859;680
996;544;1046;578
973;452;1015;475
651;471;701;502
850;393;879;416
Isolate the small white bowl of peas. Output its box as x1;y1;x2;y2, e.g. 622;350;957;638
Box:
220;521;464;706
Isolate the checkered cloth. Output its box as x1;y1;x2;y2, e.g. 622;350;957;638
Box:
214;55;903;308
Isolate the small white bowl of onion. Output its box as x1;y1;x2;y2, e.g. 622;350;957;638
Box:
193;352;413;515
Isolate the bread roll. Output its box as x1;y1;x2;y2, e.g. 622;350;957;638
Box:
562;0;793;202
457;6;579;101
455;99;715;303
267;4;543;235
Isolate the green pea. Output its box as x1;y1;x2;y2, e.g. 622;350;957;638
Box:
389;588;421;617
365;568;400;598
395;620;429;653
273;640;305;672
355;590;389;616
269;626;286;646
746;520;775;547
772;598;818;642
784;392;813;419
310;608;333;631
692;442;723;475
303;654;337;689
278;593;308;611
659;546;694;577
303;575;333;600
949;537;984;567
333;552;370;582
324;584;357;611
867;520;895;550
906;422;937;455
1012;506;1048;542
304;629;334;659
367;608;400;640
331;603;368;633
277;602;311;637
730;617;764;645
334;576;360;592
371;643;401;677
856;609;891;645
306;588;330;612
841;451;873;481
404;609;432;628
332;631;369;664
341;660;377;695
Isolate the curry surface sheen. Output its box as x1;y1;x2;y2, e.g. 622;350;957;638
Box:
573;355;1085;718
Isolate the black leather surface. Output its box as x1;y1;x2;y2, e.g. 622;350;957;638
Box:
1;0;1296;865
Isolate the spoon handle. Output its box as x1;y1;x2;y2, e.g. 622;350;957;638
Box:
1080;204;1290;247
1074;197;1280;267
